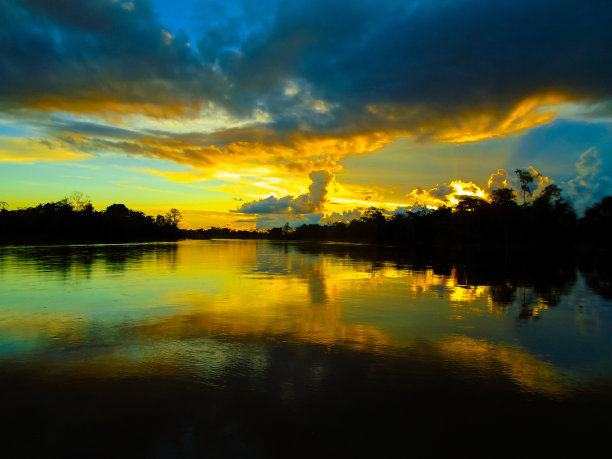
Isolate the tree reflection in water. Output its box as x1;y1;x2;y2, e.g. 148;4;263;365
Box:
286;241;579;319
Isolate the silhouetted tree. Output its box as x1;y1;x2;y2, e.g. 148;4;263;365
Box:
515;169;535;205
585;196;612;222
66;191;92;211
487;188;519;249
268;227;284;239
580;196;612;246
165;208;182;226
105;203;131;218
455;196;487;213
490;188;518;208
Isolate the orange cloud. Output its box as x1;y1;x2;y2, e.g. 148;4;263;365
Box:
26;93;198;121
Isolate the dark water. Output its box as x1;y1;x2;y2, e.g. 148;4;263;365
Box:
1;240;611;457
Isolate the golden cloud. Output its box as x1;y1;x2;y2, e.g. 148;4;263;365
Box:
86;129;393;176
404;180;488;209
366;92;569;144
432;93;566;143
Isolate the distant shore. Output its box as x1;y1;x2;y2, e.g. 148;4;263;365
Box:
2;192;612;249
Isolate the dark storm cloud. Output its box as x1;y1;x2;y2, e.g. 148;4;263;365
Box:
199;0;612;131
2;0;612;138
0;0;222;113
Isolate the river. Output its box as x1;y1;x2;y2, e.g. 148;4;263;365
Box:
1;240;611;457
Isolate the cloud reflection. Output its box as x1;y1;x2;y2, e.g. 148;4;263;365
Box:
0;240;605;397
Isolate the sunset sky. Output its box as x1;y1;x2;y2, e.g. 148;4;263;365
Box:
1;0;611;228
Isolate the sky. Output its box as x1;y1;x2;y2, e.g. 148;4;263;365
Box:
1;0;611;229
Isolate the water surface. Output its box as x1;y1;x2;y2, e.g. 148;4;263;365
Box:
1;240;611;457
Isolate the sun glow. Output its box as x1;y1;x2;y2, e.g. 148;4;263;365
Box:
405;179;489;210
447;180;487;205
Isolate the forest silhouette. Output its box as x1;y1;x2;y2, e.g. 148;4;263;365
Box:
2;169;612;248
0;192;182;244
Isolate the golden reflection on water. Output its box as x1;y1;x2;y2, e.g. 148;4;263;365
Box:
0;240;609;396
435;335;564;396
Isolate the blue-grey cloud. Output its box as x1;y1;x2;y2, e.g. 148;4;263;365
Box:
45;118;143;139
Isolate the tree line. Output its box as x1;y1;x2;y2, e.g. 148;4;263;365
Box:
2;169;612;247
0;193;182;244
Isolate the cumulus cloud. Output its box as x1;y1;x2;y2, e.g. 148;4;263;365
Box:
485;167;556;202
488;169;511;190
567;148;612;214
405;186;444;208
234;195;295;215
391;207;412;217
522;166;555;200
576;148;602;177
402;168;558;209
235;170;334;215
320;209;363;224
